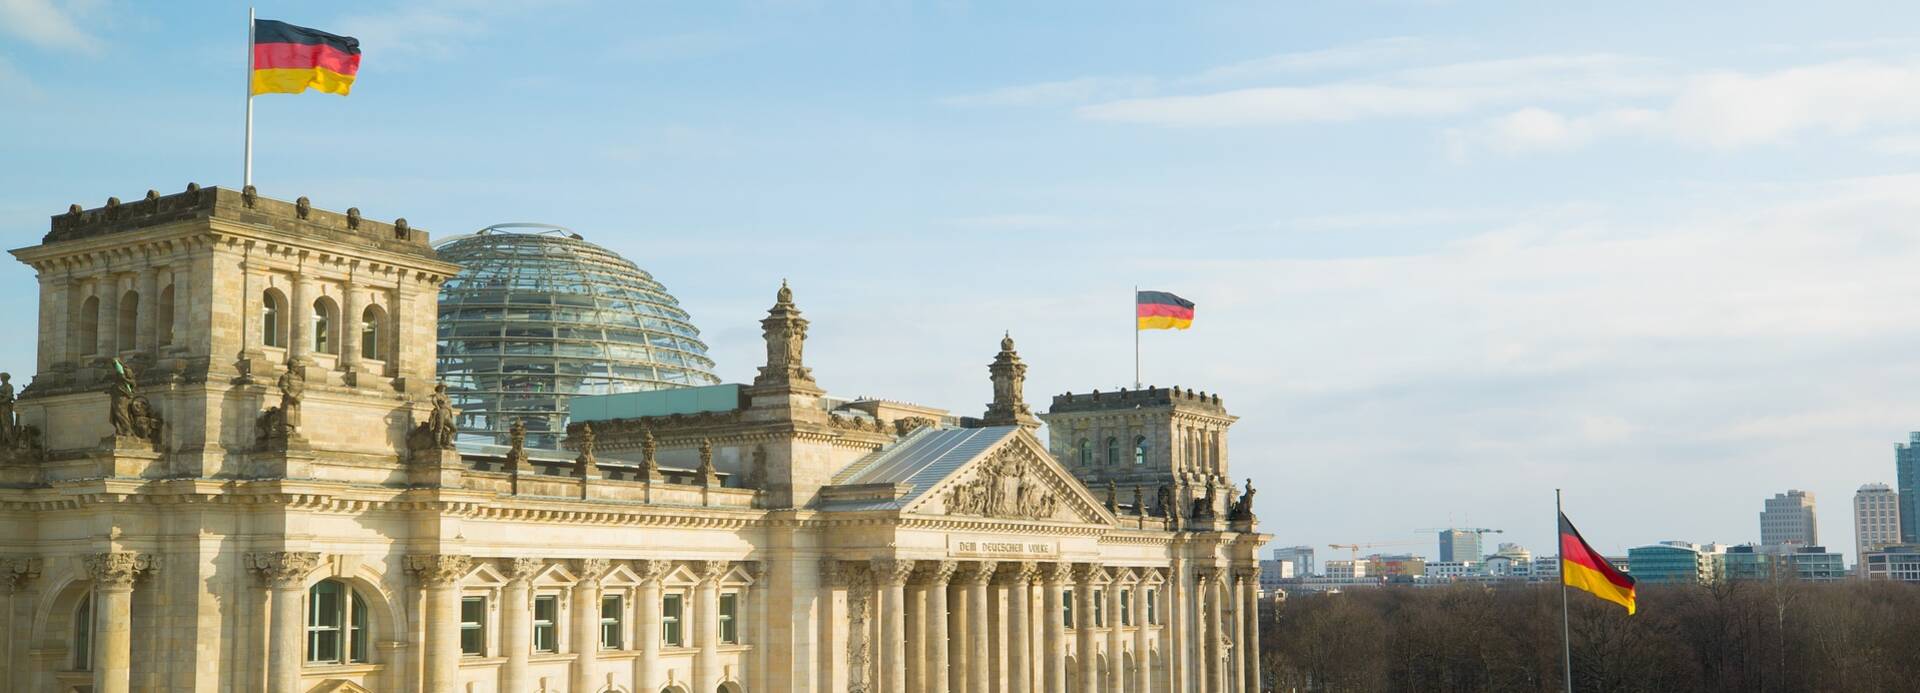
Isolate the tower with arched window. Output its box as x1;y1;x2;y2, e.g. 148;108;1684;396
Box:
1040;386;1240;523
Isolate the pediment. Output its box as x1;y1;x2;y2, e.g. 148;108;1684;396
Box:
308;680;373;693
903;430;1114;525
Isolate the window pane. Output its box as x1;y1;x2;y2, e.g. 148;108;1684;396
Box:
349;591;369;663
662;594;683;646
719;593;738;644
73;595;92;670
600;595;623;649
533;596;557;653
460;597;486;656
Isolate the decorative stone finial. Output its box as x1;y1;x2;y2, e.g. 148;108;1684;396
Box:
144;190;160;206
697;438;720;487
241;185;257;208
67;204;82;216
754;281;814;387
295;196;311;220
394;217;409;235
981;333;1039;429
345;207;361;230
185;182;200;194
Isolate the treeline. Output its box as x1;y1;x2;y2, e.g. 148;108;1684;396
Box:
1260;580;1920;693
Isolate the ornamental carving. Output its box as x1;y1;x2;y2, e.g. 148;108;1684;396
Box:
85;552;155;588
405;554;472;587
1;556;42;590
637;559;673;586
246;551;321;588
915;560;959;586
870;558;915;586
698;560;730;585
505;557;543;584
995;561;1038;586
576;558;612;583
943;449;1060;520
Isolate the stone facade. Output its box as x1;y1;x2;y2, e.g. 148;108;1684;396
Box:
0;189;1270;693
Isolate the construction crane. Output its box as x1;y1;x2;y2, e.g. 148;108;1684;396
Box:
1417;527;1504;536
1327;541;1422;562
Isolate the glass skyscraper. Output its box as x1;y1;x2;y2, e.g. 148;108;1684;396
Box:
1899;433;1920;543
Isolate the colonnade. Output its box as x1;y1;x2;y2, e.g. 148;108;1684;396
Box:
826;558;1263;693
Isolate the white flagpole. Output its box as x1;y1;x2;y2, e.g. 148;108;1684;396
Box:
244;6;255;187
1133;285;1141;389
1559;488;1574;693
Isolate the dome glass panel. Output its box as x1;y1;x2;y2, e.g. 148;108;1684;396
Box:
435;224;720;448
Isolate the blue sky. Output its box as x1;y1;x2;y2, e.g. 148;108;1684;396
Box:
7;0;1920;569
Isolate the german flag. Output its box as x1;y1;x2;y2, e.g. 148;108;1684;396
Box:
1560;512;1636;614
252;19;360;96
1137;291;1195;330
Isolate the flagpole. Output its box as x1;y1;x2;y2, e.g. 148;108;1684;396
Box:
1559;488;1573;693
244;6;255;187
1133;285;1141;389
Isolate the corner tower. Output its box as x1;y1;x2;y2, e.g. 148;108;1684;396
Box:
1040;385;1239;519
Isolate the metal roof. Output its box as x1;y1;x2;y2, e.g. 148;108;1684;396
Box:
822;426;1021;512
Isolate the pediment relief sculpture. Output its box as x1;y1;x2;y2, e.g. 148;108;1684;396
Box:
943;447;1061;520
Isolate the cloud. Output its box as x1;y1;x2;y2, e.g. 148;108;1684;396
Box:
0;0;100;55
1663;61;1920;148
1192;36;1433;82
1448;107;1659;157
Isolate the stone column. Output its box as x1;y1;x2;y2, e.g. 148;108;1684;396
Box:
167;269;188;352
571;559;611;692
84;552;151;693
696;560;729;691
923;562;957;693
407;554;472;693
1238;567;1261;693
635;560;670;692
1133;574;1152;693
907;578;924;693
1003;562;1036;693
500;558;542;693
340;279;362;372
247;552;321;693
873;559;914;693
2;558;42;693
963;562;996;693
987;575;1003;693
96;279;119;357
1168;556;1188;693
1073;565;1099;693
948;582;966;693
1042;563;1070;693
1190;568;1208;693
1207;570;1228;693
135;267;158;353
288;277;312;363
1106;572;1126;692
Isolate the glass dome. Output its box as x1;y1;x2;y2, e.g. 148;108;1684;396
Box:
435;223;721;448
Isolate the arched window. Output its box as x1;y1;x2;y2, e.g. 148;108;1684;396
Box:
79;296;100;355
1105;437;1119;466
71;593;93;671
117;290;138;353
1135;435;1148;465
157;284;174;347
1077;438;1091;466
312;297;340;355
360;304;385;361
262;289;287;348
307;579;371;664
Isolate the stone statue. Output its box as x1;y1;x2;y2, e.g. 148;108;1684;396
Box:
427;383;455;448
108;359;137;437
1133;486;1146;517
697;438;720;486
1105;480;1118;513
0;372;15;447
945;450;1058;520
506;418;527;473
574;423;597;476
637;426;660;480
277;367;304;429
1230;478;1258;522
1192;485;1218;520
1155;484;1173;518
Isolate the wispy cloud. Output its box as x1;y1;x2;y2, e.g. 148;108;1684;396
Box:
0;0;101;55
941;76;1155;108
1192;36;1434;82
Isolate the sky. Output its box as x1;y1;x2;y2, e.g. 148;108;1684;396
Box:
6;0;1920;571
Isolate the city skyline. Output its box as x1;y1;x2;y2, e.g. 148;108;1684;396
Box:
9;1;1920;565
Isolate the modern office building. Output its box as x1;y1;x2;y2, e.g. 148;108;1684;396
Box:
1898;433;1920;542
1863;545;1920;583
1437;529;1488;563
1723;544;1844;583
1627;542;1723;585
0;187;1270;693
1324;559;1368;579
1855;483;1902;575
1270;545;1316;577
434;224;723;449
1722;545;1772;582
1760;489;1818;549
1783;546;1846;582
1365;553;1426;577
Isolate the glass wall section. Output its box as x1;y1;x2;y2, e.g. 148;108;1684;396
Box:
435;224;721;448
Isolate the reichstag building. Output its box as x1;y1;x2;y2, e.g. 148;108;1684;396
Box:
0;186;1268;693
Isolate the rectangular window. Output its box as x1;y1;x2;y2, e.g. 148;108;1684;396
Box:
72;596;93;671
719;593;739;644
662;593;684;647
1093;589;1106;628
460;596;486;656
532;596;557;653
1146;588;1159;625
1120;589;1133;626
307;581;344;663
1062;590;1075;629
600;595;624;650
349;593;368;663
